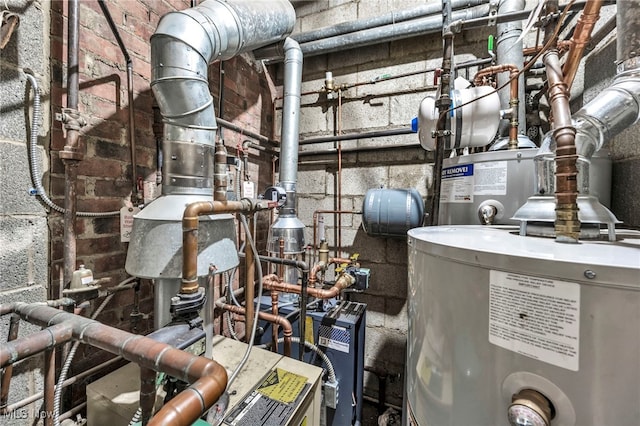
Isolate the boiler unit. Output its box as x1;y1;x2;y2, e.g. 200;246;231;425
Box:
405;226;640;426
258;298;366;426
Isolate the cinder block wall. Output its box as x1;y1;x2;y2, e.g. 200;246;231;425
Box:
290;1;492;405
0;0;49;423
290;0;637;407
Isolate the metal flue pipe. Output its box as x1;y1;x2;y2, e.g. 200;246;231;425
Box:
496;0;526;135
150;0;295;196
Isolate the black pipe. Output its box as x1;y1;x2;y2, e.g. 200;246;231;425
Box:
216;117;276;145
67;0;79;110
97;0;139;202
429;0;454;227
300;127;413;146
299;142;422;157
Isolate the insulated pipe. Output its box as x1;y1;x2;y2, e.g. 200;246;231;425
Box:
263;273;356;300
291;0;489;44
150;0;295;195
216;302;293;357
1;303;228;426
496;0;526;135
474;64;520;149
291;5;490;58
562;0;603;89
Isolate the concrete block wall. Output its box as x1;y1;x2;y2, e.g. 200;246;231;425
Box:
0;0;49;423
290;0;637;409
291;0;493;406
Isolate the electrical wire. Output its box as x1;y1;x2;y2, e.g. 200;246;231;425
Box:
225;213;264;389
24;73;121;218
259;337;337;384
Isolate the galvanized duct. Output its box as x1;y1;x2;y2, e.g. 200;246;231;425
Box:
515;0;637;240
150;0;295;194
126;0;295;327
266;38;306;256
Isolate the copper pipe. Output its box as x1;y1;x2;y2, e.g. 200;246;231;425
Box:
0;355;122;415
216;302;292;357
308;257;354;288
311;210;361;264
244;215;255;342
523;40;571;56
474;64;520;149
544;49;580;242
182;199;270;294
562;0;603;89
214;141;228;202
3;303;228;426
263;272;355;300
140;368;157;424
44;349;55;426
0;314;19;408
0;323;73;367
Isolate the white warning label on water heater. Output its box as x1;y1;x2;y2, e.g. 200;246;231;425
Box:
488;270;580;371
473;161;507;195
440;164;474;203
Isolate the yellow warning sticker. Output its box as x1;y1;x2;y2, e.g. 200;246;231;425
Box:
300;416;307;426
305;316;315;345
257;368;307;404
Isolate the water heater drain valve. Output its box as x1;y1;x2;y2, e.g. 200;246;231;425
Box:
508;389;553;426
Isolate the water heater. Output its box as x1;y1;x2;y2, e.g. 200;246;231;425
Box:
405;226;640;426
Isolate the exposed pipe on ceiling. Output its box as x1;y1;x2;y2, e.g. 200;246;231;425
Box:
295;4;490;58
292;0;489;44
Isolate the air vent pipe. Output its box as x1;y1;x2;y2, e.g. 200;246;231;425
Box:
126;0;295;328
150;0;296;195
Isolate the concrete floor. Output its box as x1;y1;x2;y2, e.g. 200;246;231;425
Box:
361;399;402;426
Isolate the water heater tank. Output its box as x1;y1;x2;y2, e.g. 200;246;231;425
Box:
405;226;640;426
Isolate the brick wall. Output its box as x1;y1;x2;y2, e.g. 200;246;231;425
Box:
48;0;277;407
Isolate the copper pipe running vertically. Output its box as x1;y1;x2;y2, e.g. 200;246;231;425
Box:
1;303;228;426
216;302;293;357
562;0;603;90
546;50;580;242
474;64;520;149
0;314;19;409
244;214;255;342
311;210;361;264
44;349;56;426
